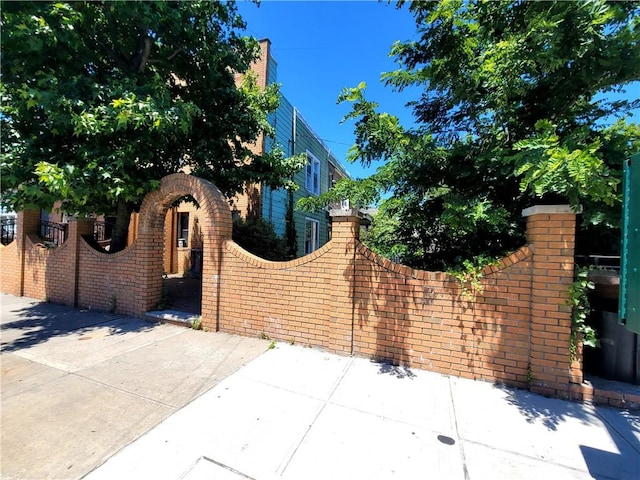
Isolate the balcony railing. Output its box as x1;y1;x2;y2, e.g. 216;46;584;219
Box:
40;220;68;246
1;218;16;245
93;221;114;243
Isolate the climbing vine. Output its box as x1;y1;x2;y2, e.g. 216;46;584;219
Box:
568;267;598;359
447;255;499;300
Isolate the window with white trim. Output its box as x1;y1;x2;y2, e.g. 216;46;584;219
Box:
304;218;319;254
305;152;320;195
177;212;189;247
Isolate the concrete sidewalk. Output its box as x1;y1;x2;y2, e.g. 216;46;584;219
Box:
85;345;640;480
2;295;639;479
0;294;267;480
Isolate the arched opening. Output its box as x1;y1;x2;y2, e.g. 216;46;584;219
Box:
135;173;232;325
161;195;204;315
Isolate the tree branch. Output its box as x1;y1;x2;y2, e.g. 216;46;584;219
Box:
137;36;152;72
167;47;183;60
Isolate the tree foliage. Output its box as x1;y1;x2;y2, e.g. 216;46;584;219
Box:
232;217;288;261
302;0;640;270
1;1;304;252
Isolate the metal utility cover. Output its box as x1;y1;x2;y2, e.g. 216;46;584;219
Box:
619;153;640;334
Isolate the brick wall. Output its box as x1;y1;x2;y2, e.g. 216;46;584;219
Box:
230;39;271;220
77;239;142;313
351;243;535;388
0;241;21;296
217;215;356;352
2;174;231;317
215;207;577;396
0;232;22;296
1;175;581;399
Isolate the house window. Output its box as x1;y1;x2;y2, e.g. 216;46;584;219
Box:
305;152;320;195
304;218;319;254
177;212;189;247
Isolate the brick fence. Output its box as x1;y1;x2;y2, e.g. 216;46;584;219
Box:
2;173;624;403
217;205;578;399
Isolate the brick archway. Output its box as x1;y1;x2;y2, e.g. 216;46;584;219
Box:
135;173;232;325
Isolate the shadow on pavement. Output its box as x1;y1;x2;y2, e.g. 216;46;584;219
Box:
501;385;594;431
375;360;417;379
500;385;640;480
0;301;154;353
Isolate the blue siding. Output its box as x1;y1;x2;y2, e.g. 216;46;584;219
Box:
262;186;288;237
262;95;295;236
290;111;334;257
258;60;350;257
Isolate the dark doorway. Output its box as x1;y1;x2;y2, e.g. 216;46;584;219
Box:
161;195;204;316
163;274;202;315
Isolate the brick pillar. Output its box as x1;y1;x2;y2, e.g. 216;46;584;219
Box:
134;231;164;315
328;209;361;354
523;205;577;398
70;218;94;307
20;208;41;236
15;208;42;296
202;232;226;332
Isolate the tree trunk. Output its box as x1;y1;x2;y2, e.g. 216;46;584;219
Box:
109;199;133;253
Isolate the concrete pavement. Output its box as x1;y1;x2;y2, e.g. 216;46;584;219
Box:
2;294;639;479
1;294;267;480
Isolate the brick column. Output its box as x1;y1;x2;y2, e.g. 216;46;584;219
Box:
19;208;42;236
71;218;95;307
16;208;42;296
328;209;361;354
523;205;577;398
133;231;164;315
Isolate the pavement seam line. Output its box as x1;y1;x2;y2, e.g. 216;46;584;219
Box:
178;456;256;480
461;438;619;480
173;336;267;407
76;326;189;370
594;409;640;455
71;335;260;411
71;371;179;409
276;356;355;476
0;354;73;399
324;398;438;430
18;326;189;375
448;377;471;480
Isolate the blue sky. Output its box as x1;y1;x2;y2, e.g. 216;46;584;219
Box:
237;0;419;179
236;1;639;180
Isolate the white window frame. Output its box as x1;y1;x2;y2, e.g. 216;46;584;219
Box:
304;218;320;254
177;212;189;247
305;151;320;195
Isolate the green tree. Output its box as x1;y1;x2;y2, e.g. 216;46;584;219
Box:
301;0;640;270
232;217;288;261
1;1;304;252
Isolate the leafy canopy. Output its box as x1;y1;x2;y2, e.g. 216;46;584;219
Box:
301;0;640;270
1;1;304;251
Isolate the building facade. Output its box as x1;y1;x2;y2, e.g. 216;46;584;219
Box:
261;95;350;257
165;38;350;272
233;39;350;258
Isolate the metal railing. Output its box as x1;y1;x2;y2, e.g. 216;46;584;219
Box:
93;221;114;242
40;220;68;246
1;218;16;245
575;255;621;271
